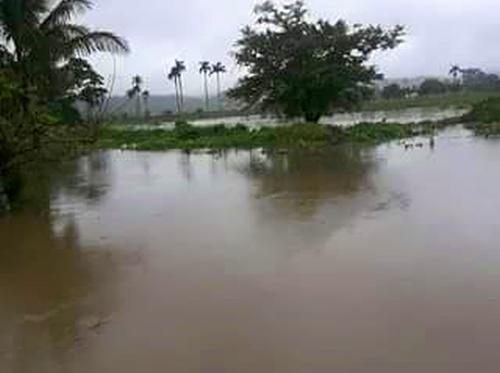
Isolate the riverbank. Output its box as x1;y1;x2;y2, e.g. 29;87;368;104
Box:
96;122;440;151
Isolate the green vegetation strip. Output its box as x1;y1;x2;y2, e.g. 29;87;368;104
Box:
97;122;435;151
465;97;500;136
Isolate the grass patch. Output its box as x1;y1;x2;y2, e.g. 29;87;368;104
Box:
96;121;437;151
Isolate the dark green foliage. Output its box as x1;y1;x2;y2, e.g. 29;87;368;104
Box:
466;97;500;136
227;1;404;123
0;0;128;208
419;79;448;96
460;68;500;92
381;84;405;100
468;97;500;124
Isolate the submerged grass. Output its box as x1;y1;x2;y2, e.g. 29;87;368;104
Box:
96;121;437;151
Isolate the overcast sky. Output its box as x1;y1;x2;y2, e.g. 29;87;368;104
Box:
82;0;500;96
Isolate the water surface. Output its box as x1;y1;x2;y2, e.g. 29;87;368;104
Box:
2;127;500;372
123;106;467;130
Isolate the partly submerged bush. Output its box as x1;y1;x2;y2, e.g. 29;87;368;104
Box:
468;97;500;124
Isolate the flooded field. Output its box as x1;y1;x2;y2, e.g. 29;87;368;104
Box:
124;106;468;130
2;126;500;372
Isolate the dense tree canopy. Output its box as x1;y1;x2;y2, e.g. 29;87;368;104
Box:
0;0;128;182
381;83;405;100
228;1;404;122
0;0;128;102
418;78;448;96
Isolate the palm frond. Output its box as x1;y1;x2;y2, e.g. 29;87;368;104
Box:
199;60;211;73
167;66;179;80
67;30;129;55
41;0;92;29
210;62;226;75
175;59;186;73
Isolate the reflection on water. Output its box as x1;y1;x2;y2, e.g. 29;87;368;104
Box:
3;127;500;372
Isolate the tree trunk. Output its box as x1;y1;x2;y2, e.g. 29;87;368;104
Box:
178;76;184;112
144;98;149;119
135;94;141;118
216;73;221;111
304;111;321;123
204;72;209;111
174;78;180;113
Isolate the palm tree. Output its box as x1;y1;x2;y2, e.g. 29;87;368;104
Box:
449;65;462;82
131;75;143;117
175;60;186;111
126;88;135;117
0;0;129;98
142;90;150;119
168;65;180;113
211;62;226;110
199;61;211;111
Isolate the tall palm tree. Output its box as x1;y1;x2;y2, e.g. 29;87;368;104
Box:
126;88;135;117
175;60;186;111
168;65;180;113
142;90;150;118
199;61;211;111
449;65;462;82
131;75;143;117
0;0;129;98
211;62;226;110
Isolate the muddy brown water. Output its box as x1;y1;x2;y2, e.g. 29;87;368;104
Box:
2;126;500;373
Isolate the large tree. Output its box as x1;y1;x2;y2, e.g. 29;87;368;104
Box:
228;1;404;123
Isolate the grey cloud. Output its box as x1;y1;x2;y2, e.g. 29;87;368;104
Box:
84;0;500;96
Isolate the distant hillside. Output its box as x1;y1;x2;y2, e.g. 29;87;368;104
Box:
105;95;229;115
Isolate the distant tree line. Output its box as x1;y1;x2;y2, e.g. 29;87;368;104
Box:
380;66;500;100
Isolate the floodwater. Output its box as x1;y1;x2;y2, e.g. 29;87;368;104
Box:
2;126;500;372
125;106;468;130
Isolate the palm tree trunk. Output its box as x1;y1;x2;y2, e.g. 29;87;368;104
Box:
204;72;209;111
216;73;222;111
144;98;149;119
136;95;141;118
179;76;184;112
174;77;180;113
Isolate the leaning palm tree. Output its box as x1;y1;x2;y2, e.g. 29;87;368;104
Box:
0;0;129;98
210;62;226;110
175;60;186;111
168;65;180;113
199;61;211;111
